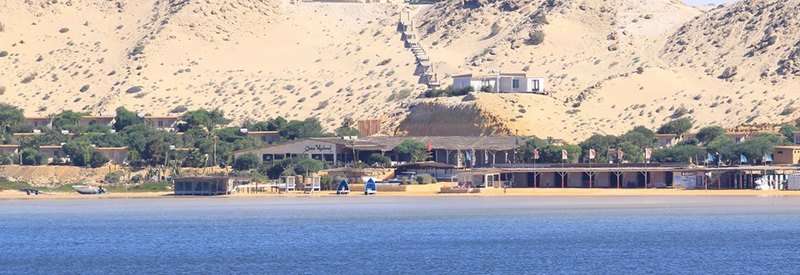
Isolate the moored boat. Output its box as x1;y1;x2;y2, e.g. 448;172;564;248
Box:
72;185;106;195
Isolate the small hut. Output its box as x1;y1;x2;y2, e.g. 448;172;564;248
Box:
173;176;238;196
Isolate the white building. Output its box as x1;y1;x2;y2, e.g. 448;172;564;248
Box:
451;73;545;94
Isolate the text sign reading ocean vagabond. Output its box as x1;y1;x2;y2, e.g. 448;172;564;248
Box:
303;144;334;153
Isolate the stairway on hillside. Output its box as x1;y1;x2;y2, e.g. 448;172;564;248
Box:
397;12;440;90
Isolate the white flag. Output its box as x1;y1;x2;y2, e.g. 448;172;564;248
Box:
561;149;568;161
588;149;596;160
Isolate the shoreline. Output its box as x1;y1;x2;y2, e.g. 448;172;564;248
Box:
2;188;800;201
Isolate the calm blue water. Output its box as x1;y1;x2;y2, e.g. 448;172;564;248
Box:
2;196;799;274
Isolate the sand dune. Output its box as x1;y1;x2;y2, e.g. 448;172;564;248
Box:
1;0;798;141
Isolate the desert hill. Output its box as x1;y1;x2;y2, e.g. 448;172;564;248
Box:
1;0;799;142
663;0;800;81
398;0;800;141
0;0;423;130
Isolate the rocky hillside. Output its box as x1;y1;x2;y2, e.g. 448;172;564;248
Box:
663;0;800;82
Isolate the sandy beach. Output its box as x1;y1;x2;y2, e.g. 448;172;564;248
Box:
3;188;799;201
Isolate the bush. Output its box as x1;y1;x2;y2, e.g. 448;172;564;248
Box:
527;30;545;45
367;153;392;167
657;117;693;135
395;140;429;162
90;151;109;168
126;86;143;94
416;173;436;184
424;86;472;98
0;153;14;165
21;148;45;165
104;171;123;184
233;153;260;171
258;157;325;179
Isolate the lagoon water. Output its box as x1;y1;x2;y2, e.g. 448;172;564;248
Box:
2;196;800;274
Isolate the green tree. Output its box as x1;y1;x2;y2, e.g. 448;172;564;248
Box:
367;153;392;167
657;117;693;135
779;124;798;142
706;135;736;162
293;158;325;175
335;119;360;137
0;153;15;165
579;134;618;163
695;126;725;144
734;133;783;162
179;108;230;132
257;157;325;179
652;144;704;163
62;139;94;167
519;137;580;163
264;117;288;131
279;118;325;140
113;107;143;131
87;132;128;147
233;153;260;171
122;124;176;165
621;126;656;148
90;151;109;168
0;103;24;141
20;148;46;165
395;139;429;162
51;110;86;133
618;141;644;163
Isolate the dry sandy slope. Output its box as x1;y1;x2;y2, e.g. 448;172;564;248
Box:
2;0;799;141
0;0;423;130
402;0;800;141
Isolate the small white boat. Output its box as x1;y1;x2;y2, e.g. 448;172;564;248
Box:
72;185;106;195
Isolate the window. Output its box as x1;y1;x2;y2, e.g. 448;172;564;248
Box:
262;154;273;162
512;79;520;89
158;121;164;127
532;80;540;92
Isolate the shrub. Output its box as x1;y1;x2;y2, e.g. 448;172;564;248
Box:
415;173;436;184
449;86;473;96
657;117;693;135
0;153;14;165
367;153;391;167
170;105;188;113
126;86;143;94
780;106;796;116
130;45;145;57
104;171;123;184
530;12;548;25
90;151;109;168
258;157;325;179
527;30;545;45
671;107;689;118
377;59;392;66
233;153;260;171
395;140;429;162
21;148;45;165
